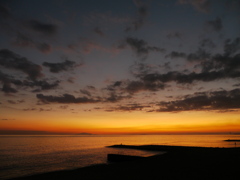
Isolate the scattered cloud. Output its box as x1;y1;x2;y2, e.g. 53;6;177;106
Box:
36;93;101;104
59;105;68;109
7;100;24;104
0;49;43;80
199;38;216;49
166;37;240;74
67;77;75;83
93;26;105;37
0;68;59;94
1;82;18;93
107;103;151;112
104;92;131;103
104;78;166;102
224;37;240;56
80;89;92;97
178;0;211;13
205;17;222;32
138;69;240;85
43;60;79;73
167;32;183;39
103;88;240;113
0;0;239;116
233;83;240;87
13;33;52;53
10;99;24;104
84;12;131;25
125;0;149;31
156;88;240;112
165;51;187;59
25;19;58;36
0;71;19;93
125;37;165;59
31;80;60;92
23;107;52;112
0;5;56;54
68;40;120;54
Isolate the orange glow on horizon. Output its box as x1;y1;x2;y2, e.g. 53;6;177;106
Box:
1;110;240;135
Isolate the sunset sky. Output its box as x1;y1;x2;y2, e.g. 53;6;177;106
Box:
0;0;240;135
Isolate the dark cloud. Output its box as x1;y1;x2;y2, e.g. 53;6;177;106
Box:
126;80;165;93
0;71;18;93
200;53;240;73
0;6;54;54
22;108;36;111
8;100;16;104
80;89;92;97
178;0;211;13
25;19;58;36
106;78;166;96
13;33;52;53
167;32;183;39
2;83;17;93
43;60;79;73
166;37;240;74
165;51;187;59
31;80;60;92
118;49;239;93
125;0;149;31
157;88;240;112
205;17;222;32
199;38;216;49
166;49;211;62
129;63;156;77
23;107;52;112
7;99;24;104
36;93;101;104
104;92;131;103
139;69;240;85
187;48;211;62
103;36;240;109
0;70;59;93
233;83;240;87
59;105;68;109
126;37;165;59
37;43;52;53
0;49;43;80
93;27;104;36
108;103;151;112
86;85;96;91
166;38;215;61
224;37;240;56
67;77;75;83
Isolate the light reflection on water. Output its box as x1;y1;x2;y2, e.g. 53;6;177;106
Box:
0;134;239;179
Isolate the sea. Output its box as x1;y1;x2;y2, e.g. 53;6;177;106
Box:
0;134;240;180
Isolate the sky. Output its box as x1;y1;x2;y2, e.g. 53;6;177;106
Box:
0;0;240;135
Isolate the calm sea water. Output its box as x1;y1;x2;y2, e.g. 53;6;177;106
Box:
0;134;239;179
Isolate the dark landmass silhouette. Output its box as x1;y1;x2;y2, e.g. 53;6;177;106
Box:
224;139;240;142
77;133;93;135
10;145;240;180
107;153;146;162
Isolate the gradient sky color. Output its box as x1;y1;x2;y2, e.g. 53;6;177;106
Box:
0;0;240;135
